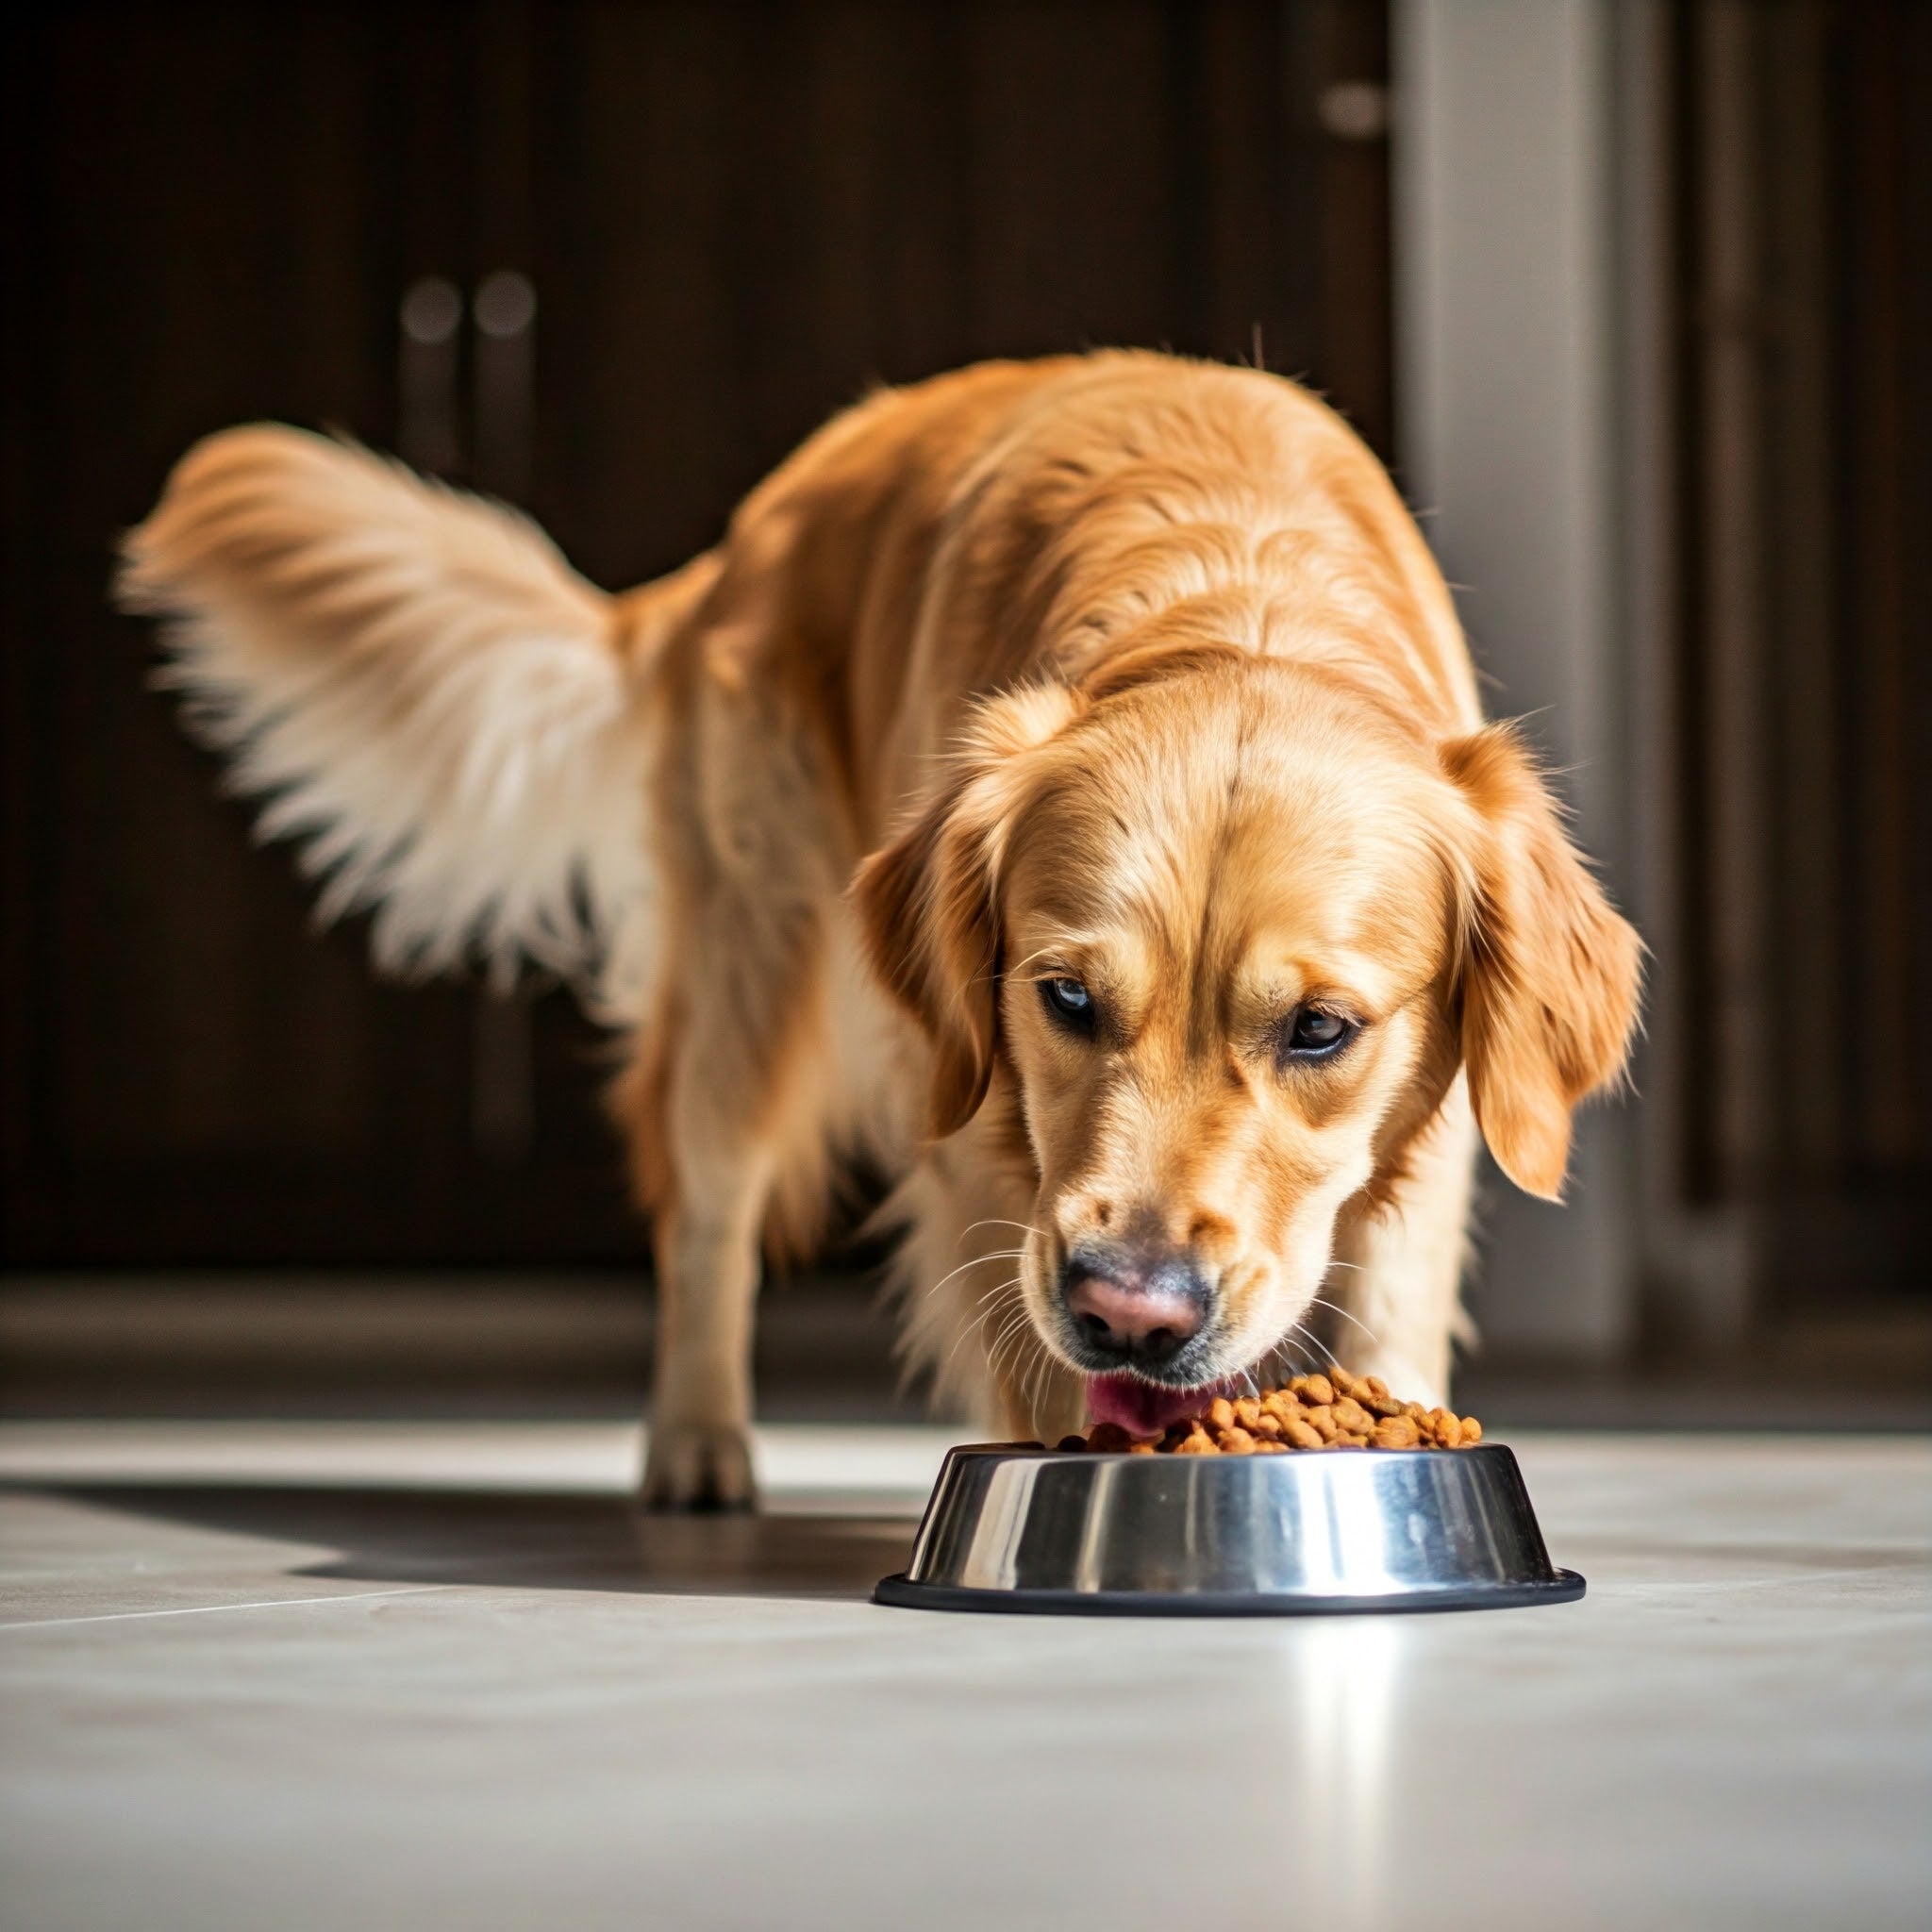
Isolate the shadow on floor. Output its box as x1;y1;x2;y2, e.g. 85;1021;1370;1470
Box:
26;1484;919;1603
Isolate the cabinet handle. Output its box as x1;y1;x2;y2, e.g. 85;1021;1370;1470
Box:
397;275;463;475
468;271;539;1164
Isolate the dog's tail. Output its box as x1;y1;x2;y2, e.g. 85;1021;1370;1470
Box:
119;425;715;1010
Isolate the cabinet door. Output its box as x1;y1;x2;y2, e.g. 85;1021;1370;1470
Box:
0;3;641;1264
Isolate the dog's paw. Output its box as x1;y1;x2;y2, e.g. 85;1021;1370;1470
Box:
641;1419;758;1512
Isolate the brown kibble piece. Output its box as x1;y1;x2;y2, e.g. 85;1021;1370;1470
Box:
1284;1417;1325;1449
1088;1422;1135;1453
1220;1427;1257;1455
1374;1416;1421;1449
1128;1440;1156;1454
1057;1435;1088;1453
1300;1373;1335;1406
1461;1417;1482;1445
1207;1396;1237;1432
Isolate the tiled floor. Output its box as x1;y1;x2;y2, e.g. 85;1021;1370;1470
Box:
2;1424;1927;1931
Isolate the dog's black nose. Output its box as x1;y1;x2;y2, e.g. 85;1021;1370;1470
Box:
1061;1244;1208;1370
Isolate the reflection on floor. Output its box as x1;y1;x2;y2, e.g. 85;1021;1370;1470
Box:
2;1423;1928;1931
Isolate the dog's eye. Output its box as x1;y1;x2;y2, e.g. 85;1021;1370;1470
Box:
1281;1007;1355;1060
1041;976;1096;1033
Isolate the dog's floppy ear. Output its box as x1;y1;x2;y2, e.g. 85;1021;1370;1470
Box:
1443;724;1642;1201
853;685;1081;1138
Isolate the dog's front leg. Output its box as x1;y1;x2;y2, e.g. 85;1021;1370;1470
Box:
642;1159;770;1511
640;914;818;1511
1325;1074;1479;1410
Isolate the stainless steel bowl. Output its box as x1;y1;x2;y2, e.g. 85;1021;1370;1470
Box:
875;1441;1582;1615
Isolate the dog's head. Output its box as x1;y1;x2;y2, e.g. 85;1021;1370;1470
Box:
856;656;1640;1423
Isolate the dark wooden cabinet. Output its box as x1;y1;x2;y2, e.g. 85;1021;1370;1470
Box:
1;0;1394;1266
1668;0;1932;1305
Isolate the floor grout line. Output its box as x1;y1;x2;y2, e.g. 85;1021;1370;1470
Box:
0;1584;452;1633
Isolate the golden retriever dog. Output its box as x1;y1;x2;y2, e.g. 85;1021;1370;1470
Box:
121;352;1641;1507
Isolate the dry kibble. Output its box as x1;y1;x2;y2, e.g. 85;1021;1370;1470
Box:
1069;1366;1489;1457
1332;1396;1374;1434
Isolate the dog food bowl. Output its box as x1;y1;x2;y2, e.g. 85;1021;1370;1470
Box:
874;1441;1583;1615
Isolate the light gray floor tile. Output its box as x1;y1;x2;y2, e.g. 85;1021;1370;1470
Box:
1;1426;1926;1932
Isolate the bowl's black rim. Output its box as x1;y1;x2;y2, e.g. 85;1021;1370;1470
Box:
873;1570;1587;1618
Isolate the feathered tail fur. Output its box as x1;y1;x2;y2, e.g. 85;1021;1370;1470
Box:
118;425;707;1015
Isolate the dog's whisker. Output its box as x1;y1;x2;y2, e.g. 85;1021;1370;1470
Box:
920;1249;1028;1300
1304;1294;1381;1347
1024;1336;1063;1435
958;1219;1046;1243
990;1331;1034;1403
1263;1325;1321;1379
976;1295;1031;1373
935;1274;1027;1367
1007;1322;1044;1396
1287;1320;1339;1374
970;1276;1021;1319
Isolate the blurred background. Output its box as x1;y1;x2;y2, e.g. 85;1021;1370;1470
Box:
1;0;1926;1426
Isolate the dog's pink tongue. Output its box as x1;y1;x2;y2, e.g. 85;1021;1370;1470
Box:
1086;1372;1238;1439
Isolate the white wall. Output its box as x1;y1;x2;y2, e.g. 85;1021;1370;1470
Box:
1392;0;1648;1357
